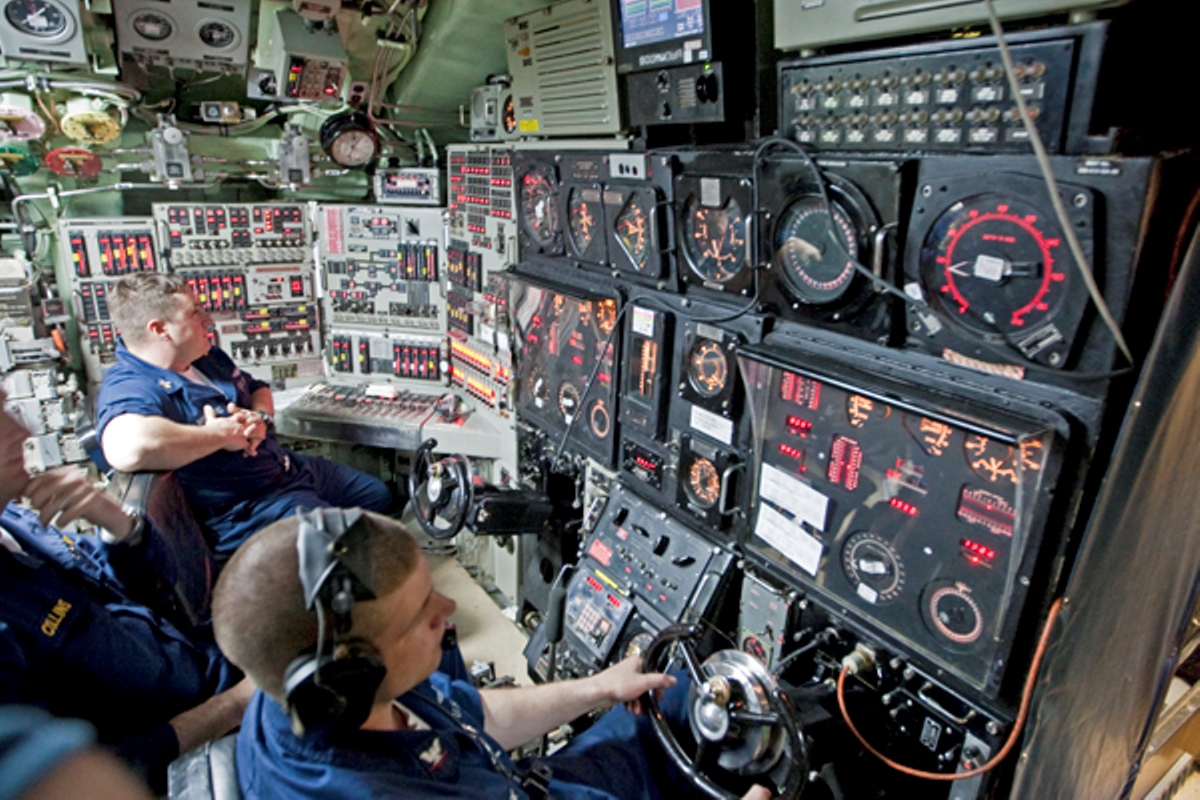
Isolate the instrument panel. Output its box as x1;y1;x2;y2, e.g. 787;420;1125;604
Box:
738;348;1065;695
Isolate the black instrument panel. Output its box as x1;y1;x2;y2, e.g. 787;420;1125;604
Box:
739;349;1065;694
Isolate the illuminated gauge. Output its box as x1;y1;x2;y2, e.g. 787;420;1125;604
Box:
903;414;954;457
775;197;859;304
4;0;71;39
197;20;237;49
923;581;984;645
131;11;173;41
684;456;721;508
319;113;379;169
742;636;768;664
624;631;654;660
842;531;905;605
682;195;747;284
527;372;550;410
44;147;102;178
567;187;599;257
557;382;581;421
502;93;517;135
688;339;728;398
520;168;560;249
845;393;889;429
614;192;651;272
594;299;617;336
588;399;611;439
964;434;1044;484
921;194;1069;338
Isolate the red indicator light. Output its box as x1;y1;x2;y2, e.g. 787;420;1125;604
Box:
888;497;918;516
778;443;803;459
571;355;583;366
786;415;812;436
960;539;996;560
606;594;621;608
586;576;602;592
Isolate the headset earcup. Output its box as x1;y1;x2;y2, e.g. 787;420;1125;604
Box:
283;642;386;734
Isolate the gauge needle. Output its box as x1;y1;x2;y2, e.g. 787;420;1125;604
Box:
786;237;821;263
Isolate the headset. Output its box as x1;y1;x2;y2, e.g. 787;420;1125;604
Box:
282;507;387;735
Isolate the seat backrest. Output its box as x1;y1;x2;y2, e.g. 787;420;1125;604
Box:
110;470;214;628
167;732;242;800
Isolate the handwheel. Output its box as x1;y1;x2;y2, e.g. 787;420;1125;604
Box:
407;438;474;539
642;623;807;800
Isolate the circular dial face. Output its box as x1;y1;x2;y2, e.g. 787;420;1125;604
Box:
588;399;611;439
557;382;581;421
921;194;1068;337
197;20;236;48
5;0;69;39
131;11;173;40
742;636;768;664
683;196;747;284
624;631;654;660
841;531;905;604
775;196;860;304
964;434;1045;484
527;372;550;410
614;192;652;272
328;129;377;168
688;339;728;398
520;170;559;248
684;456;721;508
924;582;984;645
567;187;598;257
502;94;517;134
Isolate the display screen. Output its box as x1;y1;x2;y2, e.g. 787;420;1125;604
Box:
620;0;705;50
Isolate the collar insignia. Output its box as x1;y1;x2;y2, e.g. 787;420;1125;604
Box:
158;379;173;390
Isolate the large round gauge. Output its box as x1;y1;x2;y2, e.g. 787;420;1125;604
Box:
923;581;984;646
4;0;71;39
557;382;581;421
319;113;379;169
687;339;729;398
520;168;560;249
684;456;721;508
614;192;652;273
920;194;1068;338
683;196;747;284
131;11;173;41
197;20;237;49
842;531;904;605
567;187;599;257
775;196;860;305
588;399;611;439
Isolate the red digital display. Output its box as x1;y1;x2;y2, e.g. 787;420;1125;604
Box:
960;538;996;562
786;415;813;436
827;435;863;490
888;497;918;516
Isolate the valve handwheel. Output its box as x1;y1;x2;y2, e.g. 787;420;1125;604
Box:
407;438;474;539
642;623;807;800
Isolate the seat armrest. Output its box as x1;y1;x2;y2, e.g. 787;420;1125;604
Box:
167;733;242;800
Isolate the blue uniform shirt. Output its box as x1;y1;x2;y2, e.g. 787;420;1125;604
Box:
238;671;690;800
0;505;238;788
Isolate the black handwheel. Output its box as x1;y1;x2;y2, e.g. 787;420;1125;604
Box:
642;623;807;800
407;438;474;540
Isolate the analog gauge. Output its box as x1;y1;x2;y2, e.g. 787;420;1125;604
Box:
197;20;237;49
684;456;721;508
557;382;581;421
775;196;860;305
319;113;379;169
688;339;728;398
845;393;889;429
842;531;905;605
588;399;611;439
683;195;747;284
964;434;1045;484
921;194;1068;338
924;581;984;645
4;0;70;39
567;187;599;257
520;168;560;249
614;192;652;272
131;11;173;41
527;372;550;410
502;94;517;135
624;631;654;660
594;299;617;336
742;636;768;664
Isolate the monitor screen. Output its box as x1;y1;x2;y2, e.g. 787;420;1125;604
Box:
620;0;705;50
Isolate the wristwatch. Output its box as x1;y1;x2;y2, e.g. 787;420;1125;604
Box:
256;410;275;428
101;510;145;546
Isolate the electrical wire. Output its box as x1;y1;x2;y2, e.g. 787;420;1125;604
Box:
983;0;1133;368
836;596;1063;781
